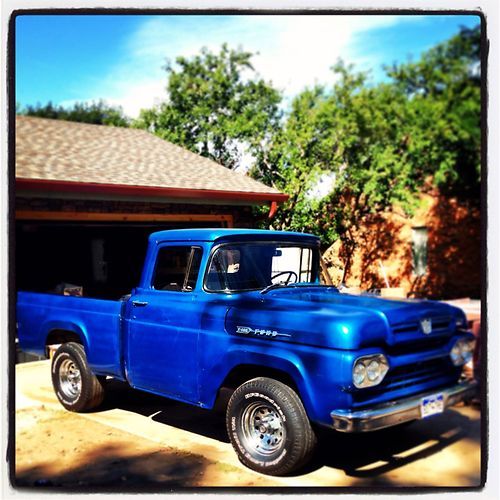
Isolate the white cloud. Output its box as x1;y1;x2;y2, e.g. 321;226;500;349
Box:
250;15;403;94
102;79;166;118
87;15;423;118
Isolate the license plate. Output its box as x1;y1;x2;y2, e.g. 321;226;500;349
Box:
421;393;444;418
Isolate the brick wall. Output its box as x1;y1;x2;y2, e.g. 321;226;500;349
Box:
323;191;481;300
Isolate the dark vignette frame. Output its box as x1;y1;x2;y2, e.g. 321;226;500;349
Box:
6;7;489;494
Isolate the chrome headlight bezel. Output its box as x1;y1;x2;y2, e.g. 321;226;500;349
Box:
450;337;476;366
352;354;389;389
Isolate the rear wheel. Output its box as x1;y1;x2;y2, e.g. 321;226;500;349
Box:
51;342;105;412
226;377;316;476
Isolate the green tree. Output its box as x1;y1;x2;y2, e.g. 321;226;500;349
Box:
19;100;129;127
386;24;481;199
134;44;282;170
251;25;481;280
253;64;422;249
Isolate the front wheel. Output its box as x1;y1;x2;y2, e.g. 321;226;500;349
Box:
226;377;317;476
51;342;105;412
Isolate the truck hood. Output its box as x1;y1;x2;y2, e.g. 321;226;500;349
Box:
224;286;465;350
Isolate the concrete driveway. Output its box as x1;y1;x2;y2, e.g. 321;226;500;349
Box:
14;360;482;489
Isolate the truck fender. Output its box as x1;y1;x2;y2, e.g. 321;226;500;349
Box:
206;345;316;420
43;320;90;355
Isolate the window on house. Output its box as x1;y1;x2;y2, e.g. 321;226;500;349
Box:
412;227;428;277
152;246;202;291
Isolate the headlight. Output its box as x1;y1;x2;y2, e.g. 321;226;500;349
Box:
450;337;476;366
366;360;381;381
353;363;366;386
352;354;389;388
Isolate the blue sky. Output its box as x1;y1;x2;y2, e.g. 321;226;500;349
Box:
16;14;480;117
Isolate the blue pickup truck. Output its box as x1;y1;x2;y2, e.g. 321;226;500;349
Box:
17;228;477;475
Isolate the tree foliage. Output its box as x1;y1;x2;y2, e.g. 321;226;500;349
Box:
18;100;129;127
251;25;481;269
252;64;424;249
386;25;481;198
134;44;281;169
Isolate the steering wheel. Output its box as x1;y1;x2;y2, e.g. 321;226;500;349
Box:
271;271;298;285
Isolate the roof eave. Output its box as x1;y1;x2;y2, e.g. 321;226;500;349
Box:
15;178;289;204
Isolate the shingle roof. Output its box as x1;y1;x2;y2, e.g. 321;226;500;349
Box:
15;116;282;198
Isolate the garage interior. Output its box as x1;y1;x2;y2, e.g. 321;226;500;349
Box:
15;219;229;299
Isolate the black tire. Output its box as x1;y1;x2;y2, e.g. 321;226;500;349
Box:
51;342;105;412
226;377;317;476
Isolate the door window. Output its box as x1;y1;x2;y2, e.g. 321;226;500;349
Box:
152;246;202;291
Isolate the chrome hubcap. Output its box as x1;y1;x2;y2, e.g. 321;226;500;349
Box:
241;402;285;456
59;359;82;398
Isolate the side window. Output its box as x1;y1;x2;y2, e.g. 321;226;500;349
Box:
152;246;202;291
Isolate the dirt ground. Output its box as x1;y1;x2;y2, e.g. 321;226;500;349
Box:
13;360;483;491
15;405;276;489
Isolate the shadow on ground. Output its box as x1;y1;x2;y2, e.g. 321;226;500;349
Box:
96;380;480;483
98;380;230;443
309;410;480;484
15;442;209;491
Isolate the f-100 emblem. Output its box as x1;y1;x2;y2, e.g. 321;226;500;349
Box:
236;325;290;338
420;318;432;335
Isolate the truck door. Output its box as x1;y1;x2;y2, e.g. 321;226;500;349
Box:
125;244;203;403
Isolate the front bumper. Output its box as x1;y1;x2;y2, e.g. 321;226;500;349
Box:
330;379;478;432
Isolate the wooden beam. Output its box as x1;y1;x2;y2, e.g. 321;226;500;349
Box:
16;210;234;227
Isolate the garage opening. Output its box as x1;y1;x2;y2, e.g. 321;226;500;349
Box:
16;219;226;299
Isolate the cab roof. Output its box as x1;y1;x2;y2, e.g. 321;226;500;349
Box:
149;228;319;244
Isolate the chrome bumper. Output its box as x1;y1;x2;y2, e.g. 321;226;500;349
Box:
330;380;478;433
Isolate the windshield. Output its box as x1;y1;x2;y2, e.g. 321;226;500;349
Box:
205;242;320;292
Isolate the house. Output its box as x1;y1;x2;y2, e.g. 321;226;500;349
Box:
323;189;481;300
15;116;287;296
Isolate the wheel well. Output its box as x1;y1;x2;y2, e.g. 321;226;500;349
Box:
214;364;301;412
45;329;83;356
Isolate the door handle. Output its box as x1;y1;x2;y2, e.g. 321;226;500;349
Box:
132;300;149;307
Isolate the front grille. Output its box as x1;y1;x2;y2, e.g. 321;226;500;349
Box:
432;317;453;330
351;314;460;408
385;337;450;356
392;316;451;335
392;322;419;334
392;316;452;336
391;316;454;344
387;358;452;389
352;356;461;406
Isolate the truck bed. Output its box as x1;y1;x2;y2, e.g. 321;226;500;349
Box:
17;291;125;378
